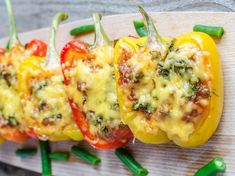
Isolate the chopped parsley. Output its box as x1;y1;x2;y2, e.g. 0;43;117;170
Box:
111;103;119;111
47;113;63;119
34;81;48;93
8;116;19;127
157;59;192;78
157;62;170;78
133;72;144;82
132;101;155;114
3;73;12;87
150;51;160;60
172;60;192;75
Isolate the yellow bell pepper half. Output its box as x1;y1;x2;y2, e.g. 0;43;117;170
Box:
114;6;223;147
17;12;83;142
114;37;169;144
18;56;83;141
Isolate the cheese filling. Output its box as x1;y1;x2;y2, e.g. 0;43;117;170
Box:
22;69;75;139
0;47;28;129
65;46;122;139
119;43;211;141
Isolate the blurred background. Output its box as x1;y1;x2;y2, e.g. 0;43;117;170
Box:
0;0;234;175
0;0;235;38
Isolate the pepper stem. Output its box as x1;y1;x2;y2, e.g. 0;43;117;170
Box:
45;12;68;68
92;13;112;47
138;5;171;58
5;0;21;49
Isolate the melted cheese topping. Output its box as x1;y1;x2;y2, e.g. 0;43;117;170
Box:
21;67;77;140
0;79;22;127
0;46;29;129
119;43;211;141
65;45;121;138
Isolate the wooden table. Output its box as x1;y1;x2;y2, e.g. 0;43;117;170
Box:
0;1;234;176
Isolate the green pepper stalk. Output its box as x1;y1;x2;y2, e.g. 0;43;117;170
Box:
45;12;68;68
92;13;112;47
138;5;172;59
4;0;22;50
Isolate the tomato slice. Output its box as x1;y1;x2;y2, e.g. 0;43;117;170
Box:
61;40;133;149
26;39;47;57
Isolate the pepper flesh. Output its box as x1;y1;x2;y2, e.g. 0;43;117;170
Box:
0;0;47;143
114;6;223;147
60;13;132;149
18;13;83;141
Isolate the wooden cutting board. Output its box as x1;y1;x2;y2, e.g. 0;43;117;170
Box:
0;12;234;176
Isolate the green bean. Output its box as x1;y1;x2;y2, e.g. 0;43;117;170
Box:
71;146;101;165
136;27;148;37
115;148;148;176
194;157;226;176
133;21;145;29
193;25;224;38
133;21;148;37
70;24;95;36
49;152;70;161
15;148;37;158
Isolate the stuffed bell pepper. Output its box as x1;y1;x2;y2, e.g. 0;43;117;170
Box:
114;6;223;147
60;13;133;149
18;12;83;141
0;0;47;143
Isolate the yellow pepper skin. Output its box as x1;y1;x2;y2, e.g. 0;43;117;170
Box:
172;32;223;148
114;6;223;147
0;50;5;144
114;37;169;144
17;13;83;142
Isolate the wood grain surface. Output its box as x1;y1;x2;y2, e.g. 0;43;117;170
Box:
0;0;235;38
0;12;234;176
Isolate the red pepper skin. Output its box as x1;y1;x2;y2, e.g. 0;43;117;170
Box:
0;48;5;55
61;40;133;149
26;39;47;57
25;128;39;139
